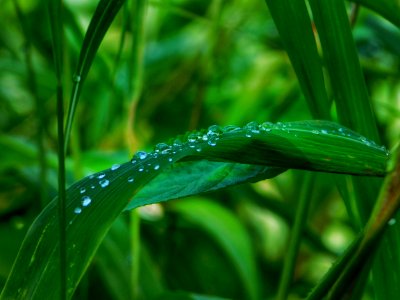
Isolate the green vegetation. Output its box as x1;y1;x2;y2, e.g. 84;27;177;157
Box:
0;0;399;299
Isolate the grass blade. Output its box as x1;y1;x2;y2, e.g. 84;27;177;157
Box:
64;0;126;151
48;0;67;299
0;121;389;299
352;0;400;27
264;0;330;119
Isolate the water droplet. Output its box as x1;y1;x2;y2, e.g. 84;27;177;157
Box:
111;164;120;171
128;176;134;183
244;121;260;137
202;134;208;141
388;218;396;226
82;196;91;207
72;74;81;83
99;179;109;188
260;122;273;132
155;143;172;155
131;159;137;164
137;151;148;160
97;173;106;179
154;164;160;170
321;129;328;134
208;138;217;146
222;125;241;133
90;185;95;189
196;147;202;152
138;166;144;172
312;130;320;135
207;125;223;136
74;207;82;214
168;157;173;162
188;133;198;148
80;187;86;194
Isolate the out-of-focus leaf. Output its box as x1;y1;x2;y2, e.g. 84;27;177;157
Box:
353;0;400;28
170;198;259;300
0;121;389;299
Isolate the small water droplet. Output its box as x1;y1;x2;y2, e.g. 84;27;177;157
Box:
155;143;172;155
138;166;144;172
260;122;273;132
111;164;120;171
222;125;241;133
196;147;202;152
74;207;82;214
137;151;148;160
97;173;106;179
321;129;328;134
388;218;396;226
90;185;95;189
154;164;160;170
99;179;109;188
208;138;217;146
72;74;81;83
82;196;91;207
131;159;137;164
128;176;134;183
168;157;173;162
80;187;86;194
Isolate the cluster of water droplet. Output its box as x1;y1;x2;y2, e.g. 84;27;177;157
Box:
73;164;121;215
73;121;388;216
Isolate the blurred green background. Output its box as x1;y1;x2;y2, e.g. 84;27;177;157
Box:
0;0;399;299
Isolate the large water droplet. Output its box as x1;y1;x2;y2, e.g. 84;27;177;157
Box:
244;121;260;137
82;196;91;207
74;207;82;214
111;164;120;171
99;179;109;188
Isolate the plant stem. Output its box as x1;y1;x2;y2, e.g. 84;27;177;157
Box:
277;173;314;300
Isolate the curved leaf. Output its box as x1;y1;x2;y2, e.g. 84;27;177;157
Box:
0;121;389;299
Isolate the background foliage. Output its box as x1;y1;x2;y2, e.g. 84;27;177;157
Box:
0;0;399;299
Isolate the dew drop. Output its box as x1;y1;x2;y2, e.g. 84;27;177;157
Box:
82;196;91;207
128;176;134;183
97;173;106;179
90;185;95;189
168;157;173;162
388;218;396;226
111;164;120;171
74;207;82;214
138;166;144;172
321;129;328;134
244;121;260;137
80;187;86;194
155;143;172;155
131;159;137;164
222;125;241;133
260;122;273;132
154;164;160;170
208;138;217;146
72;74;81;83
207;125;223;137
312;130;320;135
99;179;109;188
137;151;148;160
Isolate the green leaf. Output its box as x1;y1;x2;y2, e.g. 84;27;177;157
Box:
264;0;331;119
0;121;389;299
353;0;400;28
171;198;259;300
65;0;126;149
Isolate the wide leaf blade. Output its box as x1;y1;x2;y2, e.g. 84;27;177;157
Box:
0;121;389;299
